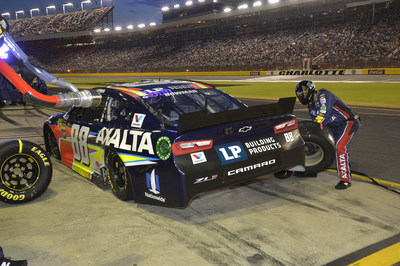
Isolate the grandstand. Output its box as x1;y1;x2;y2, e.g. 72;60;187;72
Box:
2;0;400;73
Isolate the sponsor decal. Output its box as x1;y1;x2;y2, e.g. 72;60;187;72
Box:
194;174;218;184
215;142;248;165
250;71;260;76
278;70;345;75
145;169;166;202
368;69;385;75
131;113;146;128
156;136;172;161
238;126;252;133
228;159;276;176
190;151;207;164
339;154;348;180
96;127;154;155
244;137;281;155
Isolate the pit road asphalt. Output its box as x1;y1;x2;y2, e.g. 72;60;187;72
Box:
0;74;399;265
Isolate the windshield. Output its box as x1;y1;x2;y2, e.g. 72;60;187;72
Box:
135;88;245;127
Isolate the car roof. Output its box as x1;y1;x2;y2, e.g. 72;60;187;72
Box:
105;80;215;99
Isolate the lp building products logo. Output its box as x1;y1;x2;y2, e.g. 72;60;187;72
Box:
215;142;247;165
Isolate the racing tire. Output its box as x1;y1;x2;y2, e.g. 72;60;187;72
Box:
0;140;52;204
44;126;61;160
298;121;335;174
105;150;133;201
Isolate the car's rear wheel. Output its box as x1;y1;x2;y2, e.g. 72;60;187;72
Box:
298;121;335;174
44;127;61;160
0;140;52;203
105;150;133;201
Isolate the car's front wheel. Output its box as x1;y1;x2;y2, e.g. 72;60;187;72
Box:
105;150;133;201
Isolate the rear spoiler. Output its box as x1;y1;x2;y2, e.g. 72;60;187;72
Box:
178;97;296;134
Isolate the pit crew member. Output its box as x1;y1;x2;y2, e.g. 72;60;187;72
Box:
295;80;360;189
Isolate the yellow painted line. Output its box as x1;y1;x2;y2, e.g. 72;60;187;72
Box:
348;242;400;266
325;169;400;189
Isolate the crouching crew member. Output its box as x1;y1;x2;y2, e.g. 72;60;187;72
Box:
295;80;360;189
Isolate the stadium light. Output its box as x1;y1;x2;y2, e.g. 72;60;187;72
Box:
223;7;232;12
174;4;180;9
94;28;101;32
238;4;249;10
63;3;73;13
81;0;92;10
198;0;205;2
45;5;56;15
253;1;262;7
104;28;110;31
15;10;24;19
268;0;279;3
185;1;193;6
127;25;134;29
149;22;156;26
138;24;145;28
29;8;39;17
1;13;10;19
115;26;122;31
161;6;170;12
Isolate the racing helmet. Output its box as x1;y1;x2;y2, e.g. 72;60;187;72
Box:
295;80;316;105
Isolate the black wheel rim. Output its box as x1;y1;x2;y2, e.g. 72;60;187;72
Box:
111;155;127;189
304;142;324;167
47;131;60;157
0;154;40;191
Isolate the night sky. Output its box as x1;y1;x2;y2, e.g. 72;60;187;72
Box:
0;0;186;27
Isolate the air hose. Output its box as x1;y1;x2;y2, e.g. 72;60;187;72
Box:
0;58;102;108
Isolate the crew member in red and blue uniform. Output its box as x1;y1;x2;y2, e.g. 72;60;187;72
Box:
295;80;360;189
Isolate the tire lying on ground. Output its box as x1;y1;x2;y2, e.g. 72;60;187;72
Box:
0;140;52;204
298;120;335;174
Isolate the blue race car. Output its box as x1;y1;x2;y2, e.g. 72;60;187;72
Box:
43;80;305;207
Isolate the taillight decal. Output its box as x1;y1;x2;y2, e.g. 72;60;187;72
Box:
172;140;213;156
274;119;298;134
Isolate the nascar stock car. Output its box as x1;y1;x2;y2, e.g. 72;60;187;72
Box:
42;80;334;207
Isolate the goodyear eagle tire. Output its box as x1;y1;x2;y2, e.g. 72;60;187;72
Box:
0;140;52;204
298;121;335;174
105;150;133;201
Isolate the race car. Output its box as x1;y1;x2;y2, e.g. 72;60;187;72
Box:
43;80;305;207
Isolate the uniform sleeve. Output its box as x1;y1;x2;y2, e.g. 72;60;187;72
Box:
313;93;328;124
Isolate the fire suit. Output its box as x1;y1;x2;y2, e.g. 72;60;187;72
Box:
309;89;360;183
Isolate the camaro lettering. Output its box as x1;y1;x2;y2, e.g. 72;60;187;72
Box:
96;128;154;155
228;159;276;176
245;137;282;155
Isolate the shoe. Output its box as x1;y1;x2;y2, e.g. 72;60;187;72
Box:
0;257;28;266
335;180;351;189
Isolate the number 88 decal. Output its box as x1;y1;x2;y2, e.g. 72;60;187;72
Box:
71;124;90;166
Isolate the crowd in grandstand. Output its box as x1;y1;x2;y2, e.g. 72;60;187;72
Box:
8;7;112;36
38;10;400;73
5;5;400;72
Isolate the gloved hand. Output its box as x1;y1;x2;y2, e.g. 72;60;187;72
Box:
0;15;9;35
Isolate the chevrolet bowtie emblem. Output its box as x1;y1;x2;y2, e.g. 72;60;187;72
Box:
238;126;252;133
